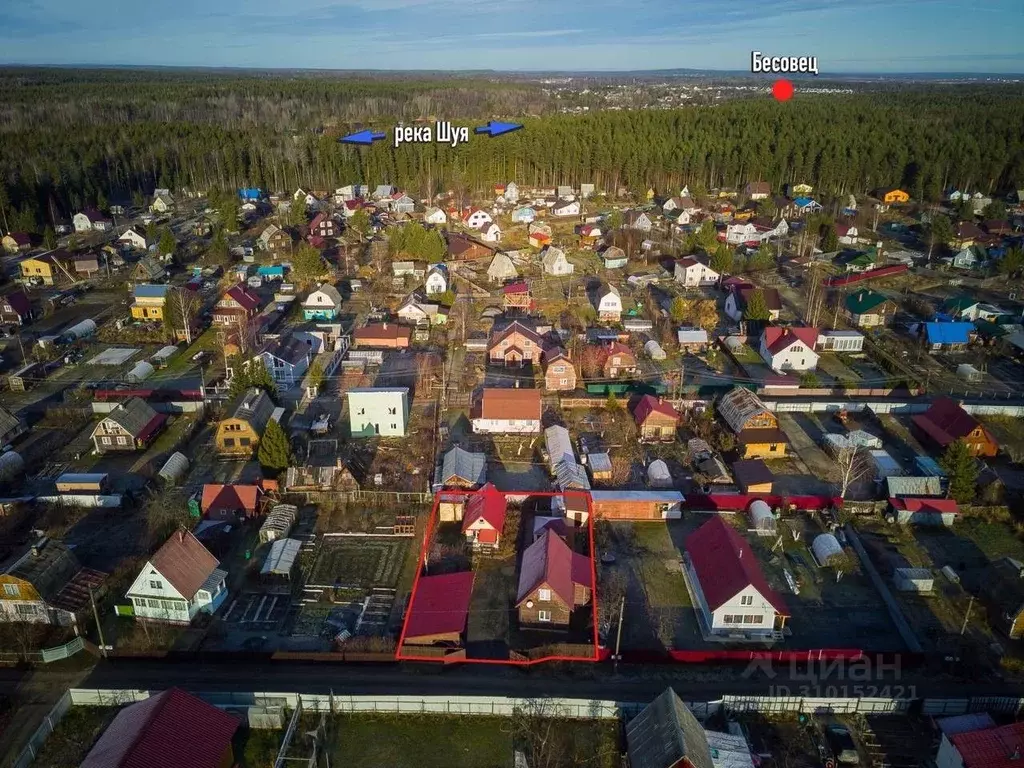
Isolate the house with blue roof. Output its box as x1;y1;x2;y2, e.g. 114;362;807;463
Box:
793;197;823;215
511;206;537;224
131;284;170;322
923;322;973;351
239;188;262;201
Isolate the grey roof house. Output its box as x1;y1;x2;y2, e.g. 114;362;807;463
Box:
434;446;487;490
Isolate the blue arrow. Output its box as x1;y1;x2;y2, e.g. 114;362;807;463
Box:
474;120;523;138
339;129;387;146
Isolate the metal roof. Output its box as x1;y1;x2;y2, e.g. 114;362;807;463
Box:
437;446;486;487
260;538;301;576
590;491;684;502
925;322;973;344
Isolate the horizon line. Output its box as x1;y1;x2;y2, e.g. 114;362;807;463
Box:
1;63;1022;78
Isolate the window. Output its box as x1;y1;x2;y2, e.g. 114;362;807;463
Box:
537;610;552;623
117;436;128;446
769;444;778;452
15;604;36;616
391;424;397;431
223;438;235;447
239;437;250;447
723;614;740;624
740;594;753;606
388;407;397;415
538;588;552;602
149;579;162;590
147;598;161;608
4;584;20;597
102;436;111;445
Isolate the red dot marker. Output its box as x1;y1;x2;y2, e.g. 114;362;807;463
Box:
772;79;794;101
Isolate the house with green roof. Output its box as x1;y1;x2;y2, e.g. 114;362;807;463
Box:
941;295;981;320
843;289;896;328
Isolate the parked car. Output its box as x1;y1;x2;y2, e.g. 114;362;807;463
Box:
824;724;859;765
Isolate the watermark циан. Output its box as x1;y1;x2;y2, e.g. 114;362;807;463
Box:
742;655;917;700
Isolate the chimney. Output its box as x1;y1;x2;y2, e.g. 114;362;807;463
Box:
383;322;388;330
514;380;520;389
178;529;185;542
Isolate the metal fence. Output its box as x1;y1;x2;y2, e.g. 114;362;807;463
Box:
0;635;88;666
10;690;72;768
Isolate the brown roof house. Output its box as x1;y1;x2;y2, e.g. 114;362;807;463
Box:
214;388;275;458
625;688;716;768
544;349;577;392
912;397;998;457
472;387;542;434
80;687;240;768
126;530;228;624
515;529;592;629
352;322;412;349
717;386;788;459
212;284;262;326
0;536;107;627
633;395;680;441
603;341;637;378
91;397;167;453
489;320;543;367
0;290;34;326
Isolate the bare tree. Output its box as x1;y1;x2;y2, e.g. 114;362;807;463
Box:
166;287;201;345
832;444;873;499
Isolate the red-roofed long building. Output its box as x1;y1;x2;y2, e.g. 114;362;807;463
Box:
684;516;788;641
516;529;592;628
80;688;239;768
403;571;474;645
938;720;1024;768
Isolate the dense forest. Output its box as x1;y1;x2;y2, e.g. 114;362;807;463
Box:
0;69;1022;232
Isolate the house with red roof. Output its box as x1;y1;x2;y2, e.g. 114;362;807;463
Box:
488;320;543;367
683;516;788;641
461;483;507;550
403;571;474;646
674;255;720;287
516;529;592;628
633;395;680;441
308;211;339;239
889;497;959;526
758;326;819;372
936;720;1024;768
80;687;239;768
201;483;263;521
502;280;533;312
212;283;262;327
911;397;997;457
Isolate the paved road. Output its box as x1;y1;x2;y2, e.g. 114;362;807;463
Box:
51;657;1019;703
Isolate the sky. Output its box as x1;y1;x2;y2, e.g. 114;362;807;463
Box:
3;0;1023;74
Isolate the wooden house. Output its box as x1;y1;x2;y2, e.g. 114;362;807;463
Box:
515;530;592;628
489;321;543;367
214;388;275;458
543;350;577;392
633;395;680;441
0;537;106;627
603;342;637;378
911;397;998;457
717;386;788;459
91;397;167;453
461;484;507;550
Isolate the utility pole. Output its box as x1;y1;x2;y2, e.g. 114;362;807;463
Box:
613;596;625;673
89;586;108;658
960;596;974;636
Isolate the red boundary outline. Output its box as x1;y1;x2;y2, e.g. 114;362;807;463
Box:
396;489;600;665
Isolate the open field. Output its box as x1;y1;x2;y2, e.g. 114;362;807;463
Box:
306;535;410;589
27;706;115;768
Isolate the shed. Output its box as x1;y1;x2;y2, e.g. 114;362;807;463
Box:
647;460;673;488
644;340;667;361
261;538;301;578
747;500;777;536
811;533;844;566
126;361;155;383
55;473;108;493
869;450;904;481
259;503;298;543
586;452;612;481
889;497;958;526
151;345;179;365
157;452;189;485
913;455;947;478
732;459;774;493
893;567;933;593
438;493;466;523
589;490;684;520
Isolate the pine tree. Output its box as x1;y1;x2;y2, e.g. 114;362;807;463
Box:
158;229;176;258
941;438;979;504
821;224;839;252
42;226;56;250
710;246;733;275
743;290;771;321
257;418;292;473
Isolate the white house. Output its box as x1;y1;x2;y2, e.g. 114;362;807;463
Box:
625;211;653;231
126;530;228;624
487;251;518;283
503;182;520;203
253;335;317;388
836;223;860;245
476;221;502;243
674;256;720;287
397;298;447;326
150;193;174;214
118;227;149;251
347;387;409;437
424;265;448;295
757;218;789;240
542;247;574;276
759;327;819;372
726;222;760;245
464;208;493;229
597;284;623;321
552;198;581;217
684;516;788;642
423;207;447;225
472;388;542;434
390;193;415;214
73;211;107;233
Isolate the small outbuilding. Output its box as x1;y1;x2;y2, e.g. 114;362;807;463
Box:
747;500;777;536
889;496;959;526
894;567;933;593
126;360;155;383
259;503;298;543
811;533;845;566
732;459;774;493
157;452;189;485
644;340;667;361
260;538;301;579
403;571;474;646
647;460;673;489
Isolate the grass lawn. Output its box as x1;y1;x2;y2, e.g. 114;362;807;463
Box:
160;326;221;377
633;523;691;607
958;516;1024;562
980;416;1024;461
729;344;762;364
245;713;621;768
817;353;861;382
31;706;115;768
